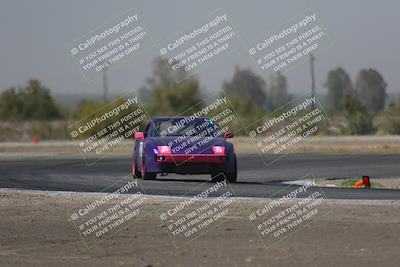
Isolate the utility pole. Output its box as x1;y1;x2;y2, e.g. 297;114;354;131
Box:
102;63;108;102
310;53;316;110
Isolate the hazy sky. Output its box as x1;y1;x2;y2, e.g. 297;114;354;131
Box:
1;0;399;97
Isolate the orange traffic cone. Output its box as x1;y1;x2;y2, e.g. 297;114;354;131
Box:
354;176;371;189
354;179;364;189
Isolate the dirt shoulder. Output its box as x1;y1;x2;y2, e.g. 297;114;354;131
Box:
232;135;400;153
1;190;399;267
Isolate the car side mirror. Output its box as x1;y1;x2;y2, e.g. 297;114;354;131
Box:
224;131;234;139
134;132;144;141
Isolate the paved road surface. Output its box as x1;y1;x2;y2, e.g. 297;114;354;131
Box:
1;153;400;199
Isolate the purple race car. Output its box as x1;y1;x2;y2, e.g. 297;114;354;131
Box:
132;116;237;183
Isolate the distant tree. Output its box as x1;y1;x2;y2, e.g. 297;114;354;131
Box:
150;79;202;115
0;79;61;121
387;97;400;115
355;68;387;112
382;97;400;134
324;67;353;111
225;95;265;127
140;57;202;115
0;88;23;120
342;94;375;135
146;57;176;88
269;72;289;109
223;66;267;108
139;57;189;103
22;80;61;120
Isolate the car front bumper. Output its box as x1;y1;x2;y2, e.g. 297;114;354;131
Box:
155;153;227;164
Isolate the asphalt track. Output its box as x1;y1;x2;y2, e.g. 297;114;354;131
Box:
1;153;400;199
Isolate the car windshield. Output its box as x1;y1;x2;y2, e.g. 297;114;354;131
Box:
150;118;221;137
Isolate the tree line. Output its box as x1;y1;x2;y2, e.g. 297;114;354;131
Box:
324;67;388;134
0;57;398;136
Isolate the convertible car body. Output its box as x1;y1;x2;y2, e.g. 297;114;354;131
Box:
132;116;237;182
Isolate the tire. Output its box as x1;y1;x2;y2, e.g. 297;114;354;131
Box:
132;158;142;178
210;172;225;182
142;156;157;180
224;155;237;183
133;140;142;178
210;155;237;183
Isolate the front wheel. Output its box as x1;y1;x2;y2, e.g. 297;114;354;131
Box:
141;156;157;180
132;158;142;178
224;155;237;183
211;155;237;183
